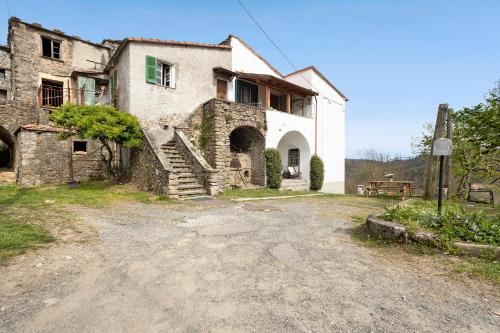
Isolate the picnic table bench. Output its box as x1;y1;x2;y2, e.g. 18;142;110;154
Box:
364;180;415;199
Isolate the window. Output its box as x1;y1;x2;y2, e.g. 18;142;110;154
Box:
288;148;300;168
0;90;6;101
156;62;171;87
41;79;64;107
0;69;5;79
235;80;258;105
41;37;61;59
145;56;175;88
73;141;87;153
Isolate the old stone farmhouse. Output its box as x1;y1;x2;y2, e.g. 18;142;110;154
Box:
0;17;347;199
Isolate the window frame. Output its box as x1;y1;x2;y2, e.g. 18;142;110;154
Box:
41;36;62;60
155;61;175;88
72;141;88;154
0;69;5;79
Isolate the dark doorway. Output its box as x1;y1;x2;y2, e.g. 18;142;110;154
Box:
0;127;14;169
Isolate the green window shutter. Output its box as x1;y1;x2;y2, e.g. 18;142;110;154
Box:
250;83;258;104
235;79;241;102
145;56;157;84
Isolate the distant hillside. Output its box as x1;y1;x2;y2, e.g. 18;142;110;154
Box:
345;156;427;194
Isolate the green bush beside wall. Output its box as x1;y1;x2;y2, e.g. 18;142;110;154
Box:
310;154;324;191
265;148;282;189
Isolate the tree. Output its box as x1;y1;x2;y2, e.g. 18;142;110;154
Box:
265;148;282;189
414;89;500;197
310;154;324;191
49;103;142;180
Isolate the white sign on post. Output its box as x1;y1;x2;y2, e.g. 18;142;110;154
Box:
433;138;452;156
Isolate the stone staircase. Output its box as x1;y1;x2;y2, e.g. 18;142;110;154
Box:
280;179;309;192
160;141;208;199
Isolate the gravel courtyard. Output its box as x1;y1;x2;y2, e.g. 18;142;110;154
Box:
1;196;498;332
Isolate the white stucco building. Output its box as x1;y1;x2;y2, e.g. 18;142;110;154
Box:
105;34;348;195
223;36;347;193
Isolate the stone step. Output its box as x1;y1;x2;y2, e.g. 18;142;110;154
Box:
171;161;188;167
178;177;198;183
178;195;211;201
178;172;195;178
173;168;192;173
177;189;206;196
178;183;204;190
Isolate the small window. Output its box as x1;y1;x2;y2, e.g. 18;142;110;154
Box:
156;62;171;87
42;37;61;59
0;89;6;101
73;141;87;153
0;69;5;79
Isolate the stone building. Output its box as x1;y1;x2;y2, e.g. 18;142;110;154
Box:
0;17;347;198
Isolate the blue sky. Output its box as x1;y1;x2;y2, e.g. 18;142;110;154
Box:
1;0;499;158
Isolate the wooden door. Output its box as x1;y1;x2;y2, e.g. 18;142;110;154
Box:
216;79;227;100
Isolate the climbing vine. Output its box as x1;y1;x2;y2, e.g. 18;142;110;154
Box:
198;112;214;151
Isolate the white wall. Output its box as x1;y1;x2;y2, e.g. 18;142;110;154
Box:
286;69;346;193
266;110;315;181
229;37;281;76
127;42;231;125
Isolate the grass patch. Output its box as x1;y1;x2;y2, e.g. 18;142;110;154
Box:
380;199;499;246
0;213;55;263
0;181;166;264
218;188;316;200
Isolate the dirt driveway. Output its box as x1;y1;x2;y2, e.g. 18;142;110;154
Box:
1;197;498;332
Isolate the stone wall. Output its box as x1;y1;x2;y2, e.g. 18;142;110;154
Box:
128;136;171;196
182;98;266;188
0;46;11;98
16;129;107;185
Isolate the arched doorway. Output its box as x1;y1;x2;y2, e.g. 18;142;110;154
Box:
0;126;14;169
277;131;311;181
229;126;265;187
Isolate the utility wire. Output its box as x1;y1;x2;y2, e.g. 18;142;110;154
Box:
5;0;11;17
236;0;344;107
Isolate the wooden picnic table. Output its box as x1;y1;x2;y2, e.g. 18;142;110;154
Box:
365;180;415;199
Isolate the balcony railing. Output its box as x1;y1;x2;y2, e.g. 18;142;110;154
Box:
37;84;118;112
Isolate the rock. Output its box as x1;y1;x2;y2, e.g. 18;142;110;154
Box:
43;298;60;306
407;230;441;248
366;215;406;241
44;199;55;204
453;242;500;259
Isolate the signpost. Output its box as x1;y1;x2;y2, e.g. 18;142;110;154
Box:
433;138;453;219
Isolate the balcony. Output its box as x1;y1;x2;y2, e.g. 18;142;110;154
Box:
37;82;118;113
234;72;318;118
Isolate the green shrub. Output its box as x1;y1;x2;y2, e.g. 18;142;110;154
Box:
310;154;324;191
265;148;282;189
380;200;500;246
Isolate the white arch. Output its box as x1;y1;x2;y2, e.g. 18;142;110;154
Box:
276;130;311;181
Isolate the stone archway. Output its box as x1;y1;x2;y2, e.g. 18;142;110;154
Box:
277;130;311;180
0;126;15;170
229;126;265;187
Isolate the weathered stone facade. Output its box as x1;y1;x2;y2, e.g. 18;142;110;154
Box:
129;135;171;195
16;127;106;185
0;46;11;100
182;99;266;188
0;18;113;185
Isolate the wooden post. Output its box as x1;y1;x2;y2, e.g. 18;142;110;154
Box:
445;109;454;199
265;85;270;109
423;104;448;200
286;94;291;113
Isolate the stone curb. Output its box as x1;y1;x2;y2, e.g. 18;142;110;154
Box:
231;194;325;202
365;215;500;258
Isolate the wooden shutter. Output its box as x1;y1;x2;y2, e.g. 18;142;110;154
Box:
216;79;227;99
235;79;241;102
145;56;157;84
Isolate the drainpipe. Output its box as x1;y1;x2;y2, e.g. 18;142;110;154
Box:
314;96;318;155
